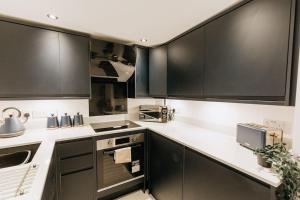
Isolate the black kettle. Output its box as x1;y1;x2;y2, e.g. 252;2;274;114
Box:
0;107;30;138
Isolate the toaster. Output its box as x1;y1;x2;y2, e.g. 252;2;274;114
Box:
236;123;283;150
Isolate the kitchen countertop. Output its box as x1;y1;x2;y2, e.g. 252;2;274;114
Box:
0;120;280;200
136;121;280;187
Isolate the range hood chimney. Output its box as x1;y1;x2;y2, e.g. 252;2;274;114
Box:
90;40;136;82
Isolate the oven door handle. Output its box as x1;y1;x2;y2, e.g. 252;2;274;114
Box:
103;150;115;155
102;144;142;155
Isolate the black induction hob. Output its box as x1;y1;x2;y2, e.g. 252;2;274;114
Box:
90;120;141;132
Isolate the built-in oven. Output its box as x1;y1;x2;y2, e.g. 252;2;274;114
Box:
96;132;145;195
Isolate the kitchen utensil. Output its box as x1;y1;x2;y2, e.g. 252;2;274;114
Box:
0;107;30;138
47;114;59;129
73;112;84;127
60;113;72;128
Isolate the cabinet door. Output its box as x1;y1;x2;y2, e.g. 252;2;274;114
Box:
167;27;204;98
149;46;167;97
135;47;149;97
60;169;94;200
184;148;272;200
0;21;60;98
59;33;90;97
149;132;184;200
56;139;95;200
204;0;292;99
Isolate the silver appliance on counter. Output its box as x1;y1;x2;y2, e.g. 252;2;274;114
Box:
236;123;283;150
0;107;30;138
139;105;175;123
47;112;84;129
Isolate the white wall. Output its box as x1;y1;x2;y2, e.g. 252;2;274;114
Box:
293;50;300;154
167;99;295;138
0;99;89;129
0;99;90;117
0;98;163;129
87;98;163;123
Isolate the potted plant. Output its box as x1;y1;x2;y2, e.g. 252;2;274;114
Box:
254;145;276;168
254;143;300;200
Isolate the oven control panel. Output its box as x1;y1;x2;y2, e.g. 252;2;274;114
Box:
96;133;144;150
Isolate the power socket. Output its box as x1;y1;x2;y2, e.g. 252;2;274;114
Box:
32;111;57;118
263;119;286;131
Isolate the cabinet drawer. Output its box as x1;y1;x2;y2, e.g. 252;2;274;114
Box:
61;168;94;200
57;139;93;159
60;153;93;175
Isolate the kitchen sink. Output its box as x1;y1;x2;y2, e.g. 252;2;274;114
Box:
0;143;40;169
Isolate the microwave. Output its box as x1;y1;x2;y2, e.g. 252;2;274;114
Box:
139;105;174;123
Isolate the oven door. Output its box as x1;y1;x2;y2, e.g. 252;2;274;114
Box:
97;143;144;191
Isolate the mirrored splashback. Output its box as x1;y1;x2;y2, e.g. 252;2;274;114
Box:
89;77;127;116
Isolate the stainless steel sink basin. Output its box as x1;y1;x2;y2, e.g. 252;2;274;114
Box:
0;143;40;169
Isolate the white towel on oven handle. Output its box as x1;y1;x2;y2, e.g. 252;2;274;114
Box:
114;147;132;164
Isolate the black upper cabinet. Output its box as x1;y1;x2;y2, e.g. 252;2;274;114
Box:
204;0;292;100
59;33;90;97
164;0;296;104
0;20;90;98
128;46;149;98
167;27;205;98
0;21;60;98
149;132;183;200
149;46;167;97
184;148;273;200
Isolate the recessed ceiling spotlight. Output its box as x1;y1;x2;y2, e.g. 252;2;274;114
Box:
139;38;148;43
46;14;59;20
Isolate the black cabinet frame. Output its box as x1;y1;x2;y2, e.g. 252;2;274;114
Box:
163;0;299;105
0;17;91;99
147;131;277;200
183;147;277;200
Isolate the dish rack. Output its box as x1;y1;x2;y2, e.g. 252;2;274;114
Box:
0;163;39;200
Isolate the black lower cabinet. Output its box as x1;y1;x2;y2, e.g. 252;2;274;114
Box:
183;148;274;200
56;138;96;200
60;169;94;200
149;132;184;200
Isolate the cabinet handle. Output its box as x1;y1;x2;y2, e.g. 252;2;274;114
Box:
61;167;93;176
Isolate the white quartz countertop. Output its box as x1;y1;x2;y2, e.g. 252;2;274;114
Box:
0;126;96;200
135;121;280;188
0;120;280;200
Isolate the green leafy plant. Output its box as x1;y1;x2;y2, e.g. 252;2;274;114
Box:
254;143;300;200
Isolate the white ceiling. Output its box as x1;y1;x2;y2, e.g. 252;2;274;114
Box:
0;0;241;46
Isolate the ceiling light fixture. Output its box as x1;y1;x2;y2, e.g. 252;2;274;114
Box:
139;38;148;43
46;14;59;20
